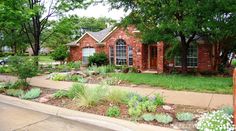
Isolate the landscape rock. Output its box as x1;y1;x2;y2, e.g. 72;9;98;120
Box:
39;97;50;103
162;105;173;111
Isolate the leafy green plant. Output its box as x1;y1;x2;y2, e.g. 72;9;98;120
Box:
22;88;41;99
155;114;173;124
106;106;121;117
51;73;67;81
78;85;108;107
176;112;194;121
142;101;157;112
88;52;108;66
103;77;120;85
53;90;68;98
221;106;233;115
128;107;142;119
50;45;69;63
6;89;24;97
153;94;165;106
106;88;128;104
196;110;234;131
66;61;81;70
142;113;155;121
67;83;85;99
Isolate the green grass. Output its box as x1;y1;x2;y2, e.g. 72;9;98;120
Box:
0;56;54;63
111;73;233;94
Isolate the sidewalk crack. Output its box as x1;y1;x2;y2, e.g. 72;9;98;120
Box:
207;94;214;108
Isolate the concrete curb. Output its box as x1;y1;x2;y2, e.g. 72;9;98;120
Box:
0;94;178;131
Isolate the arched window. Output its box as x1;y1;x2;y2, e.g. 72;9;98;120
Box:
116;39;127;65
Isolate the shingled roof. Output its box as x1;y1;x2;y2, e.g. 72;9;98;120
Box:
67;27;114;46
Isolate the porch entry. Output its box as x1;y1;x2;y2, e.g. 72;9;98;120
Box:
148;45;157;69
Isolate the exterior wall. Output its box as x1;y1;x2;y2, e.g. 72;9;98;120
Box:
68;34;105;62
104;26;144;70
157;42;164;73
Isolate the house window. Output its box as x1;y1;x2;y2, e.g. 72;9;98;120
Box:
116;39;127;65
175;44;198;67
82;47;95;65
109;46;114;64
128;46;133;66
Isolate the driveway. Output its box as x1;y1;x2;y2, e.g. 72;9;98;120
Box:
0;102;111;131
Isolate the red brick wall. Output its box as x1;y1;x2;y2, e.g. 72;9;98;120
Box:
105;26;144;70
157;42;164;73
197;43;214;72
68;34;105;62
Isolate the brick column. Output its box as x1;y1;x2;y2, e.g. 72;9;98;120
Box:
233;68;236;125
157;41;164;73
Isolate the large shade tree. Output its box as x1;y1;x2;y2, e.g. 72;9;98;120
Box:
106;0;236;73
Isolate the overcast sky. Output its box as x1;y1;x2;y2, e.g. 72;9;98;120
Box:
67;3;130;21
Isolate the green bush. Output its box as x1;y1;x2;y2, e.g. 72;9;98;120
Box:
67;83;85;99
221;106;233;115
50;45;69;63
51;73;67;81
78;85;108;107
103;77;120;85
6;89;24;97
176;112;194;121
106;88;128;104
155;114;173;124
142;113;155;121
128;107;142;119
22;88;41;99
232;59;236;67
196;110;234;131
53;90;68;98
153;94;165;106
106;106;121;117
66;61;81;70
88;52;108;66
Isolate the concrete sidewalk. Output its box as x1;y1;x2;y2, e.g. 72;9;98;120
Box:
0;74;233;109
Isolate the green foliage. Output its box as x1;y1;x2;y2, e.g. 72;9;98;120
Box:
221;106;233;115
22;88;41;99
53;90;68;98
103;77;120;85
67;83;85;99
88;52;108;66
87;65;115;76
142;113;155;122
8;56;38;83
106;106;121;117
6;89;24;97
155;114;173;124
78;85;108;107
176;112;194;121
50;45;69;62
111;73;232;94
106;88;128;104
66;62;81;70
0;66;14;74
51;73;67;81
128;107;142;119
196;110;234;131
232;60;236;67
153;94;165;106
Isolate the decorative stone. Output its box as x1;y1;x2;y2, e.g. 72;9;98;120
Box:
39;97;50;103
131;84;137;87
162;105;173;111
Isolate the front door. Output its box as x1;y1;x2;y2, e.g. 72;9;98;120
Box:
149;46;157;69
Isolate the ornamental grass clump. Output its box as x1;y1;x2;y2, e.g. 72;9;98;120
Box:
22;88;41;99
67;83;85;99
106;88;128;104
176;112;194;121
196;110;234;131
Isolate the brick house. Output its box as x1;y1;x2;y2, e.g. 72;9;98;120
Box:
68;26;218;73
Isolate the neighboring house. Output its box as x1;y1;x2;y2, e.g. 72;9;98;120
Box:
1;46;12;53
68;26;218;73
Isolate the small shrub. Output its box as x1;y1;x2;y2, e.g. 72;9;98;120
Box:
88;52;108;66
67;83;85;99
221;106;233;115
142;113;155;121
53;90;68;98
176;112;194;121
78;85;108;107
50;45;69;63
106;106;120;117
66;61;81;70
196;110;234;131
128;107;142;119
22;88;41;99
103;77;120;85
106;88;128;104
6;89;24;97
141;100;156;112
155;114;173;124
9;80;29;89
51;73;67;81
153;94;165;106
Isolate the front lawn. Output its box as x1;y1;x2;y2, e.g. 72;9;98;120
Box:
111;73;233;94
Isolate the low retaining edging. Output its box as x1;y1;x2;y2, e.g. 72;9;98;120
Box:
0;94;178;131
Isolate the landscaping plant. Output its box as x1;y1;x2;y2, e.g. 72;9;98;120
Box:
221;106;233;115
155;114;173;124
22;88;41;99
6;89;24;97
153;94;165;106
142;113;155;122
67;83;85;99
196;110;234;131
176;112;194;121
53;90;68;98
88;52;108;66
50;45;69;64
106;106;121;117
106;88;128;104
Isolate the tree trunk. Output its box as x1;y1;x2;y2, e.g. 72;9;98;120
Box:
180;42;188;73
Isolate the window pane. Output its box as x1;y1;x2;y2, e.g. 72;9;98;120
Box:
116;39;127;65
128;46;133;66
82;48;95;65
109;46;114;64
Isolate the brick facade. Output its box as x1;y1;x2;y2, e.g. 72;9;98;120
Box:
68;26;217;73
